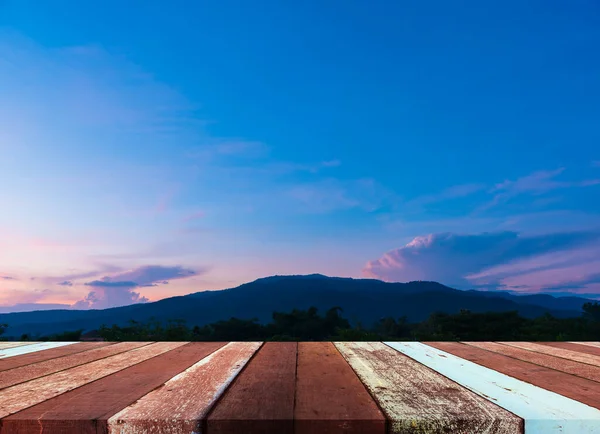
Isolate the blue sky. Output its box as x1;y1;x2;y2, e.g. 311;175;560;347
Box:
1;1;599;310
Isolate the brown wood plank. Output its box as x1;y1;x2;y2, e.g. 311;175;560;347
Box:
539;342;600;357
294;342;386;434
106;342;262;433
206;342;297;434
0;341;113;372
0;342;148;389
0;342;227;434
426;341;600;410
464;341;600;383
337;342;522;434
0;341;186;419
499;341;600;366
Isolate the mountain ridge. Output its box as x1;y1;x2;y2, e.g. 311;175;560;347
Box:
0;274;595;338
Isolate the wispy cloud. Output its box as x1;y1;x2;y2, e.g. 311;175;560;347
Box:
478;168;600;212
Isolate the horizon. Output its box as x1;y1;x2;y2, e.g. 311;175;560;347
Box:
1;1;600;313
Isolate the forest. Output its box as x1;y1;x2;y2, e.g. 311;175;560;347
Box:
2;301;599;342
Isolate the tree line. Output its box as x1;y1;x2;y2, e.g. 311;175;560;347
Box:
2;302;600;342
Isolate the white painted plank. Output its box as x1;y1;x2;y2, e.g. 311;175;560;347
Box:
0;342;78;359
0;342;39;350
385;342;600;434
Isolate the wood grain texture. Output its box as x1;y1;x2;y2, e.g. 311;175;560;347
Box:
428;341;600;410
207;342;297;434
396;342;600;433
0;342;78;359
295;342;385;434
0;343;38;350
335;342;521;434
463;341;600;383
499;341;600;366
106;341;262;434
0;341;113;372
540;342;600;357
0;341;186;419
0;341;151;389
569;342;600;349
0;342;227;434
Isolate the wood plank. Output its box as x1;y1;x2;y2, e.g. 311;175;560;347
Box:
0;341;113;372
569;342;600;349
295;342;385;434
0;342;38;350
336;342;522;434
540;342;600;357
106;341;262;434
499;341;600;366
0;342;78;359
392;342;600;433
0;341;151;389
1;342;227;434
428;342;600;409
0;341;185;419
206;342;297;434
463;341;600;383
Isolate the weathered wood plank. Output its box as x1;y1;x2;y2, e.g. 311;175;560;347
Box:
206;342;297;434
390;342;600;433
499;341;600;366
0;341;185;419
0;342;227;434
0;341;151;389
0;341;113;372
295;342;385;434
0;342;38;350
0;342;78;359
569;342;600;349
429;342;600;409
106;341;262;434
335;341;522;434
540;342;600;357
463;341;600;383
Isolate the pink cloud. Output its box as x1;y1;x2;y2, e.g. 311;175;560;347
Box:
363;231;600;296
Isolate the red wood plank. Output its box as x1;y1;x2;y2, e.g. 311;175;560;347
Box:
0;342;113;372
0;342;227;434
464;341;600;383
539;341;600;357
0;341;186;419
426;342;600;410
294;342;386;434
106;342;262;433
206;342;297;434
0;342;150;389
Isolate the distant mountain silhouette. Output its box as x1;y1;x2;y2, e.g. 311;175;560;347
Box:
0;274;593;338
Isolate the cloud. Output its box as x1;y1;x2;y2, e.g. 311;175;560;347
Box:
479;168;600;212
363;231;600;294
57;280;73;286
0;276;16;280
105;265;199;286
72;284;149;310
71;265;200;309
286;178;396;213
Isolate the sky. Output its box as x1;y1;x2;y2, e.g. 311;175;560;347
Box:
1;0;599;311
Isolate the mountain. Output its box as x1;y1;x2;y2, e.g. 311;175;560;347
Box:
0;274;592;338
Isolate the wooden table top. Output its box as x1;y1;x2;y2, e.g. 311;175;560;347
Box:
0;341;599;434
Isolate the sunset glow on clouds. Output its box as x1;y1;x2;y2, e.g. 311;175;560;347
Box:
1;1;600;311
